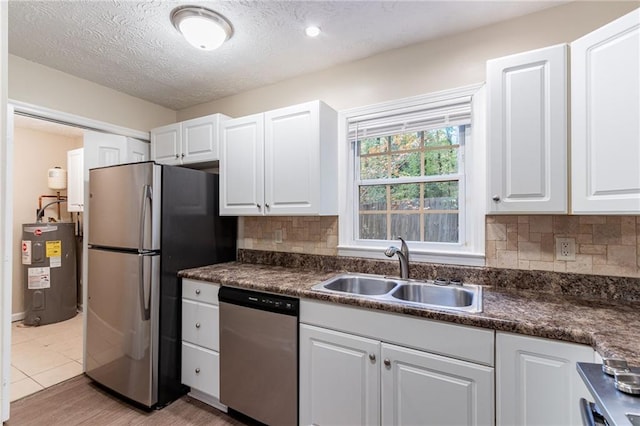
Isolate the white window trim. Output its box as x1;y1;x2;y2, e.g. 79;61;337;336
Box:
337;84;486;267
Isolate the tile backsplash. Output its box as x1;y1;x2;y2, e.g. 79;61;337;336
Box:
240;216;338;256
486;215;639;278
239;215;639;278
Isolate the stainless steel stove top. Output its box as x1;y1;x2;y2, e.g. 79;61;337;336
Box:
578;363;640;426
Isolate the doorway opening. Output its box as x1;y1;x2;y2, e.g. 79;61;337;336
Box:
9;115;84;401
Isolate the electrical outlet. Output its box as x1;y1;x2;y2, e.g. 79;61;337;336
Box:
274;229;283;244
556;237;576;261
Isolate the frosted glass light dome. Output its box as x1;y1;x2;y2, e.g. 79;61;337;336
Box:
171;6;233;51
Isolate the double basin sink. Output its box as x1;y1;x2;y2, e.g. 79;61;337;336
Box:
312;273;482;313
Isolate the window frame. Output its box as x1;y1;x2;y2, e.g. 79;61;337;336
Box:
337;84;486;266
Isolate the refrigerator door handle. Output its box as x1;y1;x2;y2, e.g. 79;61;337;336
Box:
138;254;151;321
139;184;152;251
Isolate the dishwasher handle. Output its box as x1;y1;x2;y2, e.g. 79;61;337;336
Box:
218;286;299;316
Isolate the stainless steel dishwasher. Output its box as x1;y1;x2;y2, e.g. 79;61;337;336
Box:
219;286;299;426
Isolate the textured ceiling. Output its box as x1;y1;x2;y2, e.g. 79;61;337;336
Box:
14;115;85;138
8;1;565;111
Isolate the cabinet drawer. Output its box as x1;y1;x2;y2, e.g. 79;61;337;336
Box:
182;299;219;351
182;279;219;304
181;342;220;398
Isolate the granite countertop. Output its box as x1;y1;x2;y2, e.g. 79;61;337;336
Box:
179;261;640;365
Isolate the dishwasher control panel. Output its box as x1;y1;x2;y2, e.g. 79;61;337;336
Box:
219;286;299;316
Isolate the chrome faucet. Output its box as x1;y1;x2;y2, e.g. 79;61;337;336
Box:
384;237;410;279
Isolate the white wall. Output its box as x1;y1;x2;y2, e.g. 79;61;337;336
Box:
8;55;176;132
177;1;638;120
11;127;83;315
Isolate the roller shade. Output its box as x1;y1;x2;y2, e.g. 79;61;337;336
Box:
348;96;472;141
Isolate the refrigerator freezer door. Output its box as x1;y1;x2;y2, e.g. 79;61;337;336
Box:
88;162;161;251
86;248;159;407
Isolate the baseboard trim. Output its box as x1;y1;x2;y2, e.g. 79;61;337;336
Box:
12;312;25;322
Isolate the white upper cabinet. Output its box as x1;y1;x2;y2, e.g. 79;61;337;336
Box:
150;123;180;165
487;44;568;214
151;113;230;166
220;100;338;216
571;8;640;214
220;113;265;215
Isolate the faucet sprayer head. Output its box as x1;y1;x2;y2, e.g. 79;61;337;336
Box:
385;246;399;257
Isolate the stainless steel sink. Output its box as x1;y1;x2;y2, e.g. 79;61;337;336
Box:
391;284;474;308
322;275;399;295
312;273;482;313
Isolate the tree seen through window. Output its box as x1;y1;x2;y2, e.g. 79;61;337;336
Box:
357;126;463;243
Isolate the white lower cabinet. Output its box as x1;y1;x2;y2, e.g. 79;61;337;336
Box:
496;332;595;426
300;325;380;425
381;343;493;426
181;279;226;410
181;342;220;398
300;301;495;426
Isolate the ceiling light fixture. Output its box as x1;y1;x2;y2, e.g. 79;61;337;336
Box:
171;6;233;51
305;26;321;38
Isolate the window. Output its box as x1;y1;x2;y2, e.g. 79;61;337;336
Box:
338;85;486;266
357;125;467;244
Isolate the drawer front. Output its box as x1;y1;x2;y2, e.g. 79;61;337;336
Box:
181;342;220;398
182;299;219;351
182;279;219;304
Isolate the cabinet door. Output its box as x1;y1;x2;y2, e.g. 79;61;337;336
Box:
381;343;494;426
496;332;594;426
571;9;640;213
300;324;380;426
219;114;265;215
182;115;225;164
487;44;568;213
264;101;320;215
67;148;84;212
150;123;181;165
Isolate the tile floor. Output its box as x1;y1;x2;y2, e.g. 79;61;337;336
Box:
10;313;83;402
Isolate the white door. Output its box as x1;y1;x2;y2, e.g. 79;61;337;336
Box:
181;115;224;164
219;114;265;215
571;8;640;213
487;44;568;213
496;332;595;426
126;137;149;163
381;343;494;426
150;123;181;165
299;324;380;426
264;101;320;215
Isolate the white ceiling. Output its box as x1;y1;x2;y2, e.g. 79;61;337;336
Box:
14;115;85;137
8;1;566;111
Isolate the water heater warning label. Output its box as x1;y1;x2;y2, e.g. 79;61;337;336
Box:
28;267;51;289
46;240;61;257
21;240;31;265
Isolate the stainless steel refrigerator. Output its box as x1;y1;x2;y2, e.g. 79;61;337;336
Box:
86;161;236;409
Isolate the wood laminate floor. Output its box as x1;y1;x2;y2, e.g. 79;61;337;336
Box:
7;374;250;425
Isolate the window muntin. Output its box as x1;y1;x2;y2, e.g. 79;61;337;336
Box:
355;125;466;244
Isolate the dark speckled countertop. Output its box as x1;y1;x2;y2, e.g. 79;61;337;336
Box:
179;257;640;366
